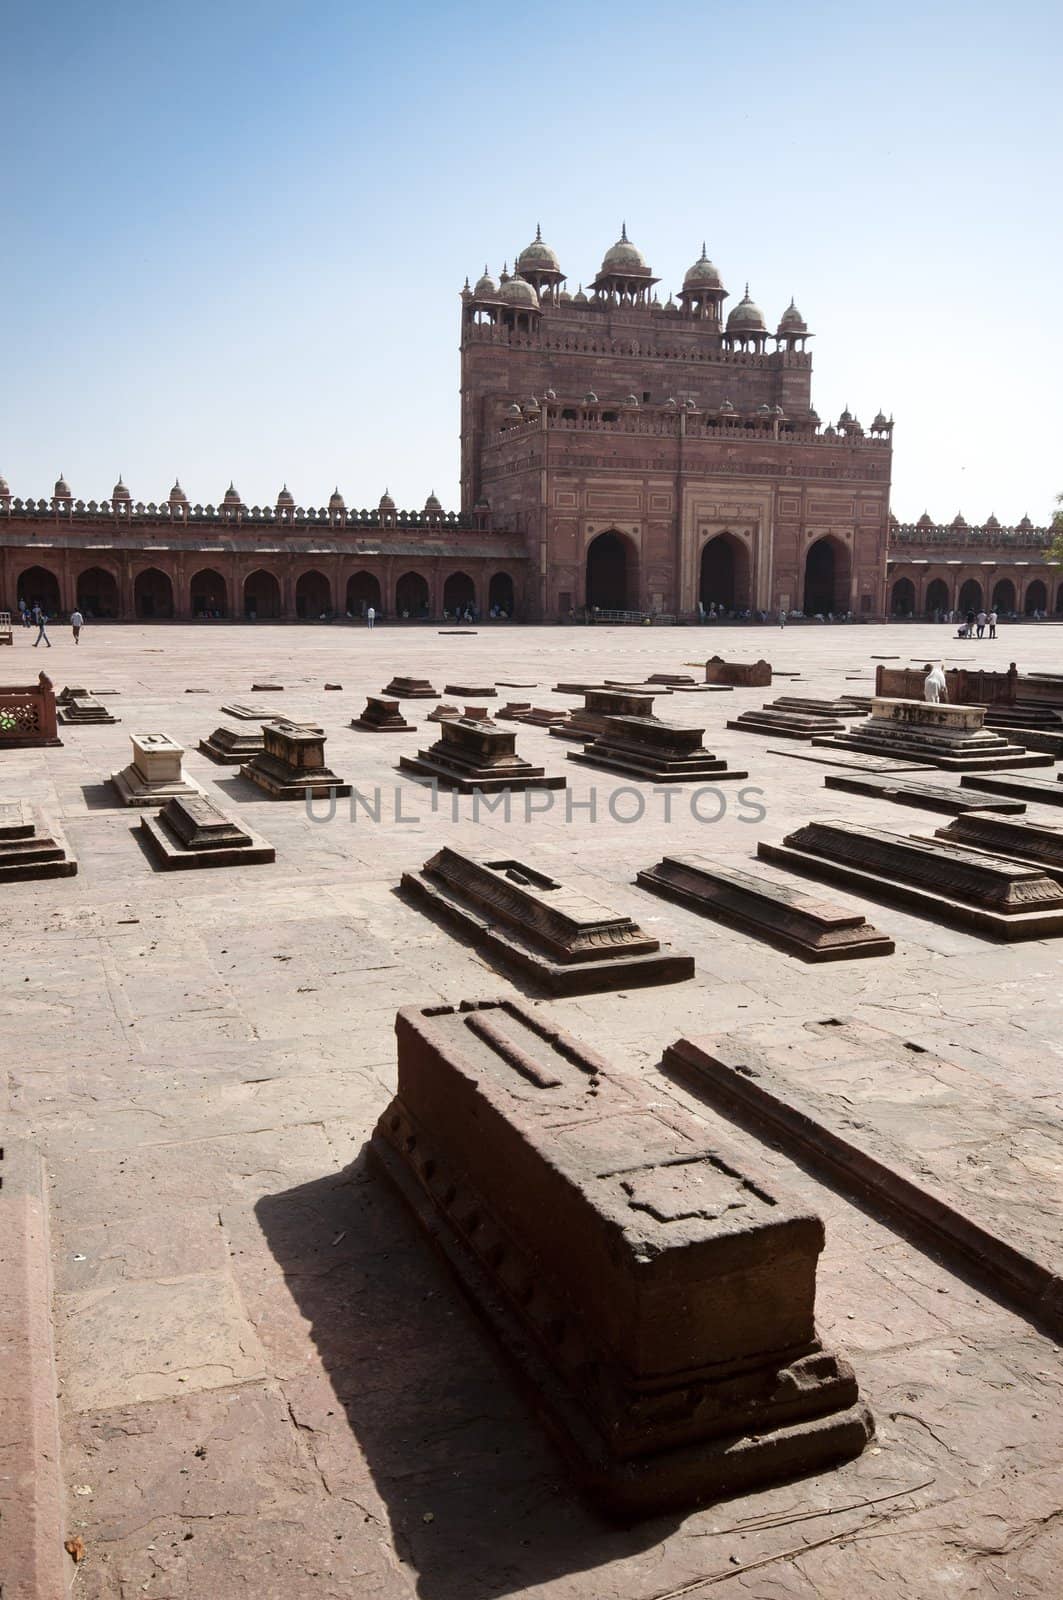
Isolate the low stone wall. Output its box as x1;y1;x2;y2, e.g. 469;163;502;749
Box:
0;672;61;747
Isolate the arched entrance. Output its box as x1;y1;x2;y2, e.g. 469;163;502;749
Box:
346;571;381;616
395;571;429;618
958;578;983;614
925;578;949;615
585;531;636;611
190;567;227;618
134;567;174;619
489;572;515;615
803;537;850;615
244;569;281;620
699;533;748;611
443;572;476;615
17;565;61;615
991;579;1016;614
1025;579;1047;615
890;577;916;616
296;570;332;619
76;566;119;618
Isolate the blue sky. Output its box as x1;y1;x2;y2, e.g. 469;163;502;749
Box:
3;0;1060;523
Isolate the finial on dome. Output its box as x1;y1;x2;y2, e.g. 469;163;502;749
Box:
701;241;707;257
535;223;542;241
621;221;628;242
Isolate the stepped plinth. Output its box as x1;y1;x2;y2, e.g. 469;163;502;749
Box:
110;734;204;807
769;696;867;718
936;812;1063;884
199;725;265;764
568;715;747;783
811;696;1051;771
140;793;275;869
704;656;772;687
0;802;77;881
444;682;496;698
382;676;437;698
240;722;350;800
550;686;657;743
824;773;1026;815
403;847;692;992
427;702;461;722
56;692;119;725
399;717;565;794
351;696;415;732
759;818;1063;939
727;708;845;741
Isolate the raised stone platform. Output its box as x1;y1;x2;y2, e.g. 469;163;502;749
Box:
774;747;937;772
444;682;496;698
824;773;1027;815
0;801;77;881
936;811;1063;883
199;725;265;764
56;687;120;725
220;701;275;720
399;716;565;794
403;847;693;992
513;706;569;727
636;854;893;961
382;676;437;698
427;702;461;722
497;701;532;719
961;773;1063;807
569;715;748;783
370;1000;872;1516
704;656;772;687
550;686;657;743
727;708;846;741
759;818;1063;939
811;696;1052;772
350;695;415;732
139;793;275;869
240;721;351;800
110;734;204;807
769;696;867;717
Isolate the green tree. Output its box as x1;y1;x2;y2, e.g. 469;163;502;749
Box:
1051;494;1063;564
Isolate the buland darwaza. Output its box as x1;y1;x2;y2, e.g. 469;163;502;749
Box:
0;226;1054;622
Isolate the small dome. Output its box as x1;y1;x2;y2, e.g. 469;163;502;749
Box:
543;389;557;401
823;423;838;439
985;513;1000;529
505;403;523;418
516;225;561;275
222;482;242;505
685;398;697;410
0;474;10;497
719;399;735;414
424;490;442;512
777;298;807;335
54;474;72;499
601;223;648;275
169;479;188;503
838;406;853;425
473;265;498;298
771;404;785;418
872;410;889;429
276;484;295;507
572;284;588;304
1018;514;1033;530
112;477;131;501
583;392;598;405
328;487;346;510
756;403;772;416
378;489;396;511
808;408;820;426
623;394;639;407
726;285;766;333
916;512;934;528
558;290;572;304
497;274;539;308
664;397;678;409
951;511;967;528
683;243;723;291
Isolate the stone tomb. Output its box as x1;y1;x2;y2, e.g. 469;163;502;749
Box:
497;701;532;719
403;847;693;993
110;734;204;807
727;706;846;741
56;686;120;725
936;811;1063;884
758;819;1063;940
426;702;461;722
140;793;275;870
382;676;438;698
399;716;564;794
811;696;1051;772
240;721;351;800
0;800;77;881
960;773;1063;808
637;855;893;961
443;682;497;698
220;702;275;721
550;686;658;743
513;706;568;727
704;656;772;687
351;695;415;732
199;725;266;764
370;999;871;1516
824;772;1026;815
769;696;867;717
569;715;748;783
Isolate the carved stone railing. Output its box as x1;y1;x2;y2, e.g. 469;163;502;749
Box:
0;672;61;747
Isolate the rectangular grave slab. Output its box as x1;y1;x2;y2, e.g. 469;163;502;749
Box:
382;676;438;698
369;1000;871;1516
57;693;119;725
758;819;1063;939
726;709;845;741
824;773;1027;815
0;807;77;881
607;677;722;695
140;794;274;869
240;721;351;800
497;701;532;719
768;696;867;717
636;855;893;961
351;696;415;732
399;717;564;794
426;702;461;722
403;847;693;993
110;734;204;807
664;1018;1063;1338
443;682;497;698
811;696;1051;771
550;686;658;743
704;657;772;687
220;702;275;721
199;726;265;764
513;706;569;727
935;811;1063;883
569;715;747;783
772;748;937;773
961;773;1063;808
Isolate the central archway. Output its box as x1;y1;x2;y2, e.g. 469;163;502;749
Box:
443;572;476;615
1025;579;1047;615
395;571;429;618
346;571;381;616
925;578;949;615
296;570;332;619
958;578;983;614
890;577;916;616
134;567;174;619
699;534;749;611
244;569;281;620
803;537;850;615
17;565;61;615
77;566;119;618
585;531;636;611
190;567;227;618
992;578;1016;614
489;572;515;616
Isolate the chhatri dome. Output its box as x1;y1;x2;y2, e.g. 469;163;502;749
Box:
726;285;767;332
600;223;648;275
328;487;346;511
777;298;807;335
516;225;561;276
496;274;539;308
473;265;498;298
683;243;724;291
112;476;132;502
276;484;295;508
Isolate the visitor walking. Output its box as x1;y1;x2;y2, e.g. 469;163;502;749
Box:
366;605;375;631
988;609;997;639
70;608;84;644
779;607;787;628
965;608;975;638
924;662;947;704
976;609;987;638
33;609;51;647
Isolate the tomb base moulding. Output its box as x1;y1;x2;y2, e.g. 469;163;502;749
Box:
399;717;565;794
402;846;693;992
369;999;872;1516
351;696;415;732
0;801;77;881
569;715;747;783
139;794;275;869
824;772;1026;815
382;676;437;698
550;686;658;743
704;656;772;687
110;734;204;807
240;722;350;800
811;696;1051;772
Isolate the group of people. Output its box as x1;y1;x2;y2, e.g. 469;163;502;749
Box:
957;608;998;639
15;599;84;645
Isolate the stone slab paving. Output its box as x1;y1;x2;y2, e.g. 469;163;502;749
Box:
1;621;1062;1596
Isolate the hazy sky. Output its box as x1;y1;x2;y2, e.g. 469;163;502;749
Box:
3;0;1060;524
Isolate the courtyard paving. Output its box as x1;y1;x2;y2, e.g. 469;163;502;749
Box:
2;618;1062;1598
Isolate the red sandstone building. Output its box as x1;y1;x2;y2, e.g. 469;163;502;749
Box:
1;226;1055;622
